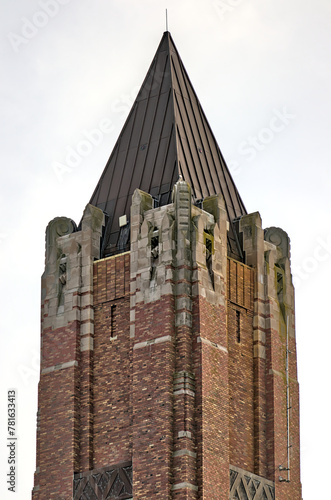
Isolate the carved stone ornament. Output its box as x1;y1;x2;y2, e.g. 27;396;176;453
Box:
230;465;275;500
45;216;77;263
264;226;290;260
73;462;133;500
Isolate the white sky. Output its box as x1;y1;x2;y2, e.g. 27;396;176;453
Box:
0;0;330;498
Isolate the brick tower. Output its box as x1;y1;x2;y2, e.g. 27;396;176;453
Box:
32;32;302;499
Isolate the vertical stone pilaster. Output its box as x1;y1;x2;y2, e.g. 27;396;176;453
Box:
172;179;198;500
240;212;268;478
264;227;302;499
79;205;104;471
192;194;229;499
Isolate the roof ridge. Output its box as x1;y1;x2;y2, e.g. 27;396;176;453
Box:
165;33;181;185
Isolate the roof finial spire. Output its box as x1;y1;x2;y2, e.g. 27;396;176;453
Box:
166;9;168;32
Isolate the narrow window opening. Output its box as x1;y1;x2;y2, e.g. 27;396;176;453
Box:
118;221;130;252
150;228;159;281
236;310;241;343
276;270;284;296
275;265;286;320
204;231;214;288
57;254;67;311
110;304;116;338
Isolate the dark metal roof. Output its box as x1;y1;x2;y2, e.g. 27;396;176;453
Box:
89;31;247;259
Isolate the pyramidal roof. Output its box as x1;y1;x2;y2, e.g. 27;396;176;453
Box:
90;31;246;259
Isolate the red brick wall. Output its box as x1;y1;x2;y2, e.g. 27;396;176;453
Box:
36;367;80;499
227;259;255;471
266;313;302;499
228;306;254;470
132;294;176;499
33;321;81;499
93;251;130;304
93;253;132;467
193;290;229;498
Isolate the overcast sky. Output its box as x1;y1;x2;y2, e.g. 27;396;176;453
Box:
1;1;330;498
